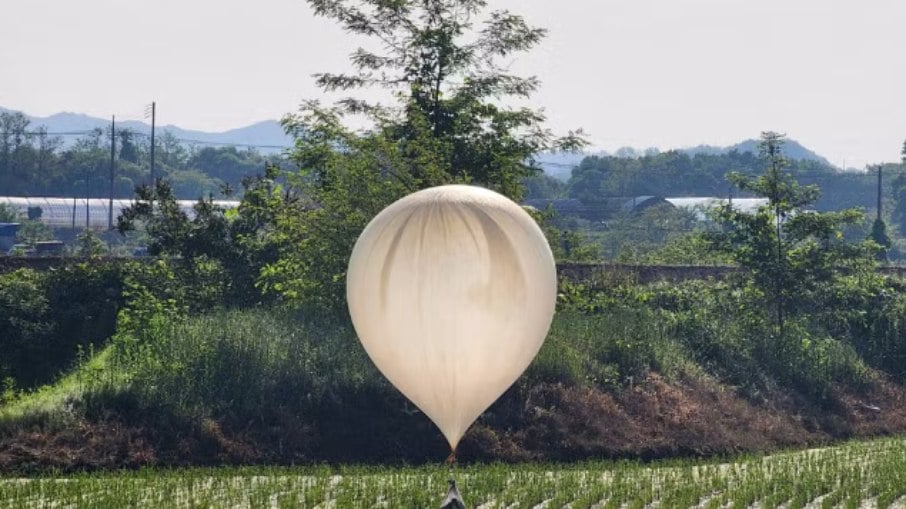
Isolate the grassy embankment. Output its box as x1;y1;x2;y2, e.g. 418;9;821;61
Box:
3;275;906;470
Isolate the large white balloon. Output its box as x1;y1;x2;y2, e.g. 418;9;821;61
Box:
346;185;557;451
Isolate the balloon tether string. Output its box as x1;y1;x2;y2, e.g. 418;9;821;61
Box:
445;447;457;466
446;447;458;487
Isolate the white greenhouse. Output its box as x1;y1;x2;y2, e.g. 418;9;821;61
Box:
665;197;769;219
0;197;239;230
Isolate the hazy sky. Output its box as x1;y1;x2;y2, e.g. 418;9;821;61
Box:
3;0;905;168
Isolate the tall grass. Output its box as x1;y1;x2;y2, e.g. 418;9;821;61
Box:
113;310;379;420
0;345;119;431
529;307;694;387
109;306;700;422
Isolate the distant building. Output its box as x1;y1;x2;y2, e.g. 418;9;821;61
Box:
0;197;240;230
0;223;20;252
523;195;770;222
522;198;585;217
34;240;65;256
622;196;670;213
665;197;768;219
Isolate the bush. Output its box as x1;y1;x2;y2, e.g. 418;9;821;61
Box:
0;257;234;391
558;277;874;399
0;265;122;388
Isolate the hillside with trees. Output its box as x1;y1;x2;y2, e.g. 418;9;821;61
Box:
563;150;877;212
0;110;278;199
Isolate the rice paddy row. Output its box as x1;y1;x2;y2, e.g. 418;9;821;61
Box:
2;437;906;508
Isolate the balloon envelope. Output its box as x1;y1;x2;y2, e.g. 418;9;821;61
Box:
346;185;557;450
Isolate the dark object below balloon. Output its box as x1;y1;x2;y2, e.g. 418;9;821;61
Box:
440;479;466;509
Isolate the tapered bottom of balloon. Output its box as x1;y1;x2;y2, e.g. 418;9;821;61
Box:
445;450;457;464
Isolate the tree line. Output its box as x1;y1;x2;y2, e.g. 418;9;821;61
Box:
529;149;896;213
0;111;274;200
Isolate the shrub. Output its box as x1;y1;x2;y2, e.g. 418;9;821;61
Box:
0;265;122;388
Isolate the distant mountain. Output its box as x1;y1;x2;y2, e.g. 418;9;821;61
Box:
684;139;831;166
2;107;835;172
538;139;834;181
0;107;293;153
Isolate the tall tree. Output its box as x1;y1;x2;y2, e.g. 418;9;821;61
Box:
708;132;872;335
292;0;584;197
0;112;31;189
889;142;906;236
118;129;139;164
263;0;585;308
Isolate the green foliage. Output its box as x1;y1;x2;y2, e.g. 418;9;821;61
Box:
527;206;600;262
530;307;687;388
891;170;906;236
870;218;892;260
566;148;874;214
558;278;871;399
621;231;732;265
0;110;276;199
0;270;49;381
0;203;18;222
264;0;584;308
305;0;585;194
166;169;221;198
815;272;906;380
119;180;229;259
16;219;53;245
0;255;237;392
98;301;687;427
545;228;601;262
707;132;875;334
74;230;108;257
188;146;266;192
117;175;284;306
0;265;123;388
111;309;375;420
595;204;711;261
523;172;567;200
260;123;411;310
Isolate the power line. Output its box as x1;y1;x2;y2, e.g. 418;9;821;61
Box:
19;130;98;136
16;129;293;151
127;131;292;149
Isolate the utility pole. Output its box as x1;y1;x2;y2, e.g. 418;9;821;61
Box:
86;166;90;229
149;101;156;186
109;115;115;229
877;164;883;222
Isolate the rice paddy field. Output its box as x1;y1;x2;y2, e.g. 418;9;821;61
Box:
2;437;905;508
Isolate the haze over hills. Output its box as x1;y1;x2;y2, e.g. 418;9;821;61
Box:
0;107;293;152
4;107;836;178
